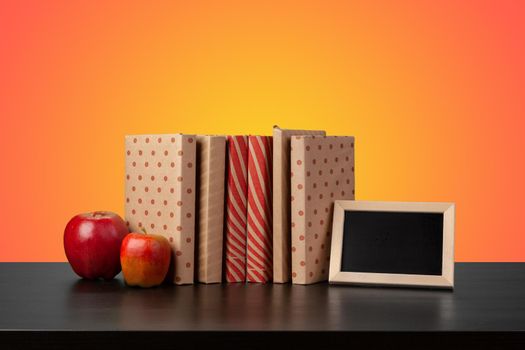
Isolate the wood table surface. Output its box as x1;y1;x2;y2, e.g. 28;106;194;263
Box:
1;262;524;349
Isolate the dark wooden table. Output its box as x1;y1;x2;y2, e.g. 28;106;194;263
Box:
1;263;524;349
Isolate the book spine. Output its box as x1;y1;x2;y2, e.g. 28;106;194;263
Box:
246;135;273;283
272;127;287;283
197;136;226;284
290;136;308;284
224;136;249;282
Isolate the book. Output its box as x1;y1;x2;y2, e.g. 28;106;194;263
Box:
196;135;226;284
272;126;325;283
290;135;355;284
224;135;249;282
246;135;273;283
125;134;196;284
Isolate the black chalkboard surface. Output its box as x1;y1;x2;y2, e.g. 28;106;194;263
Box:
341;211;444;275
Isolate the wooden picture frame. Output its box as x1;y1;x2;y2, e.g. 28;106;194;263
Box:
329;200;455;289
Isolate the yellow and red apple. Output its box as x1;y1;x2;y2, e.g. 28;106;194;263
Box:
120;233;171;288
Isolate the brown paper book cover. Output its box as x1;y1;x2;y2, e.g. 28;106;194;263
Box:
272;126;326;283
125;134;196;285
196;135;226;284
290;135;355;285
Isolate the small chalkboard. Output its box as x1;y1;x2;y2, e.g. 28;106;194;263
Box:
329;201;455;289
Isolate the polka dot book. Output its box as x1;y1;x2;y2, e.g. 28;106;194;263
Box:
290;135;355;285
125;134;196;285
272;126;326;283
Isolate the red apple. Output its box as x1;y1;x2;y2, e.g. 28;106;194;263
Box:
64;211;129;280
120;233;171;288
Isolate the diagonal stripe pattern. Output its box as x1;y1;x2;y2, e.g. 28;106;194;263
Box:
224;136;249;282
247;136;273;283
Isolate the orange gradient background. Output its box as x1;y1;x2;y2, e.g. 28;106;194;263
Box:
1;1;524;262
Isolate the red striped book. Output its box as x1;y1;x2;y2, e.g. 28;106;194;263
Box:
246;136;273;283
224;136;249;282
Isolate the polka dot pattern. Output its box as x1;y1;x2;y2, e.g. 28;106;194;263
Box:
125;134;196;285
273;127;326;283
290;135;355;284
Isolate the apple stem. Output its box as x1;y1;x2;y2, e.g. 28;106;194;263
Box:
140;227;148;235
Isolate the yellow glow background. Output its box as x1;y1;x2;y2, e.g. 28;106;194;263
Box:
1;1;524;261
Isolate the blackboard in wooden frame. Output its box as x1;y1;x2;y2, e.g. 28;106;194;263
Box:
329;201;455;289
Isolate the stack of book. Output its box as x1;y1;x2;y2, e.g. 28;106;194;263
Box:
124;126;355;285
